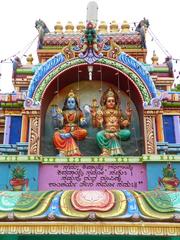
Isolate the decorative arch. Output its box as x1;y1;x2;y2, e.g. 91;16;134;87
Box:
27;52;157;104
118;52;157;98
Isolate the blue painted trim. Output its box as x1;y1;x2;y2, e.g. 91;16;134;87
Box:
27;53;65;98
118;52;157;98
167;91;180;94
123;190;140;216
38;192;64;218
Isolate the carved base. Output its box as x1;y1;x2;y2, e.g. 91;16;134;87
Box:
0;222;179;236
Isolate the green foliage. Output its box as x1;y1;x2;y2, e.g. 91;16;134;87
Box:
16;68;34;75
11;166;26;179
0;102;23;108
162;102;180;107
171;84;180;92
163;165;176;178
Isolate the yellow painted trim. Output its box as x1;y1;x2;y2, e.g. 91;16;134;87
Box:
0;154;180;163
0;222;179;236
61;190;89;217
15;192;57;219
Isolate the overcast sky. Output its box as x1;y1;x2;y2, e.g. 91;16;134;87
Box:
0;0;180;92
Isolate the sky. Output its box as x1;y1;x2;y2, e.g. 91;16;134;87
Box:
0;0;180;92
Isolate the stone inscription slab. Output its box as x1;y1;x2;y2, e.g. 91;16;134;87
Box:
39;164;147;190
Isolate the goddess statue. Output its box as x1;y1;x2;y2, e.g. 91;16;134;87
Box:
53;90;87;156
91;88;132;156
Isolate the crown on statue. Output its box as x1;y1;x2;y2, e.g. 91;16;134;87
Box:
68;90;76;98
106;88;115;98
100;87;120;107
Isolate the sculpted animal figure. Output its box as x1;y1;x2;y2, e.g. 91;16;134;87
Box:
12;57;22;79
135;18;149;48
35;19;50;48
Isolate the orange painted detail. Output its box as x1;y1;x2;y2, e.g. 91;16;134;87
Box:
156;114;164;142
20;115;28;142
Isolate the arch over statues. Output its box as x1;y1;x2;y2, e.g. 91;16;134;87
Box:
27;54;157;105
27;54;157;157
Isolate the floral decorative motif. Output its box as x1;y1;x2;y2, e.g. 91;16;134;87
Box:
10;166;29;191
71;190;115;211
159;163;180;191
0;190;179;226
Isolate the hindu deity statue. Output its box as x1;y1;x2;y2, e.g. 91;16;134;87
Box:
81;21;99;54
91;88;132;156
53;90;87;156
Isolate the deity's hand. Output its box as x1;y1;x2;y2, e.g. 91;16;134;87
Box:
104;132;110;139
125;106;132;121
105;132;116;139
90;109;96;118
121;120;129;128
80;117;87;127
126;109;132;117
83;104;91;114
60;133;71;139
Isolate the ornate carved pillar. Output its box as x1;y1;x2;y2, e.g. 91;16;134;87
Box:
27;110;41;155
144;109;159;154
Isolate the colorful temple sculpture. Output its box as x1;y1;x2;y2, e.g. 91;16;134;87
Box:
0;2;180;239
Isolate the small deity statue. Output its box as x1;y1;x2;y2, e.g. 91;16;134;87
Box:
53;90;87;156
81;21;99;54
12;57;22;79
91;88;132;156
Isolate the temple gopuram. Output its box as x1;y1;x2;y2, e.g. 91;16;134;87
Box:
0;2;180;240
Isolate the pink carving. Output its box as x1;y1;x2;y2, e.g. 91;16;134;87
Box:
71;190;115;211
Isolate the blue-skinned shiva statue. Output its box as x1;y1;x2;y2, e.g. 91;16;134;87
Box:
53;90;87;156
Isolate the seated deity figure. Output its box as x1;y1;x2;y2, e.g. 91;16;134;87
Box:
53;90;87;156
91;88;132;156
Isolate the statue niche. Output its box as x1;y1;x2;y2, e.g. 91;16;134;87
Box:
46;82;140;157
